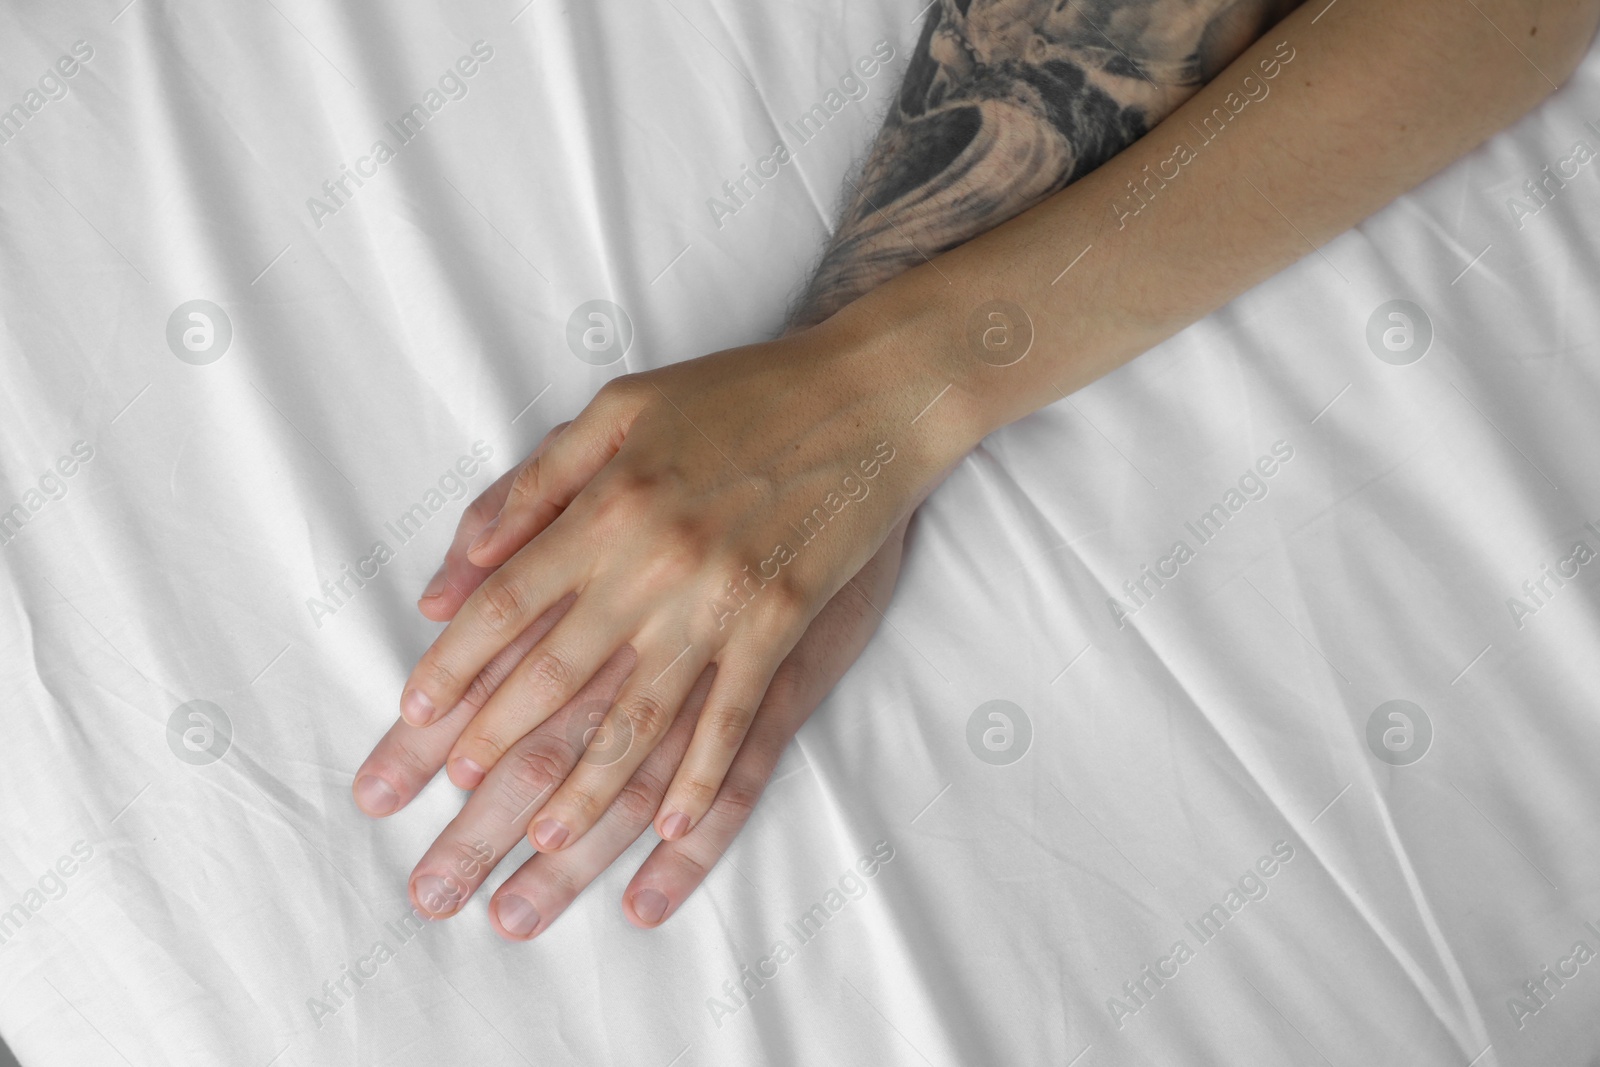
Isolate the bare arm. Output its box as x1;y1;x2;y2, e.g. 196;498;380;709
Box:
820;0;1600;446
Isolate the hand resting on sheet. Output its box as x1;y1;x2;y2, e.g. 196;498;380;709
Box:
353;418;939;935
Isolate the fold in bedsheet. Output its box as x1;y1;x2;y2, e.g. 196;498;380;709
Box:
2;1;1599;1064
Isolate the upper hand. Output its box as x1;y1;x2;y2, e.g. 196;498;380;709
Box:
394;325;960;851
354;506;917;935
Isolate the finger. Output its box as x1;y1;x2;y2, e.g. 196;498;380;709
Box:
527;636;711;853
488;670;709;940
623;529;910;926
418;421;571;622
407;650;633;918
623;661;807;928
443;597;634;788
624;659;819;927
652;640;782;841
466;388;638;569
416;463;515;623
352;596;574;816
400;529;586;727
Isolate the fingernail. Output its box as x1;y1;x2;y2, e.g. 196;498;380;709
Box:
495;894;541;938
633;889;668;925
420;566;447;600
467;516;500;557
401;688;436;726
413;874;463;917
449;757;486;790
531;819;569;851
660;811;690;841
353;775;400;816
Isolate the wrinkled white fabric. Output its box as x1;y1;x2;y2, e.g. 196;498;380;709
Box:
1;1;1598;1064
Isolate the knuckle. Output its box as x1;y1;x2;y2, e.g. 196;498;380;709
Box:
521;649;577;703
539;861;579;902
599;372;644;403
462;667;501;712
590;476;646;528
397;739;442;779
423;658;464;697
615;772;667;823
561;785;606;825
751;579;810;640
447;838;492;880
476;578;527;634
659;504;700;537
375;747;420;782
619;691;672;741
674;773;721;812
670;849;712;882
761;662;803;711
710;778;763;824
547;870;579;902
640;543;701;589
704;708;754;751
465;724;513;760
510;742;570;795
509;454;542;503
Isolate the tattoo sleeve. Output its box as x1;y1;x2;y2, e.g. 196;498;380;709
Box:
787;0;1304;330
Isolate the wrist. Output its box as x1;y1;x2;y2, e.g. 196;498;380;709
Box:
817;273;996;489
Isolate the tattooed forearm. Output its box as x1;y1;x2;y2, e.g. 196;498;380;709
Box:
787;0;1303;330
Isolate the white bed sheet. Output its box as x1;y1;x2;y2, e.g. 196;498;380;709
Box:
2;1;1600;1064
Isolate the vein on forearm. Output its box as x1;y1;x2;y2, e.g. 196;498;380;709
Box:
787;0;1303;330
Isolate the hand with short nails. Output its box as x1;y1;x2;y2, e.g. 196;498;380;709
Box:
387;331;964;860
354;406;946;937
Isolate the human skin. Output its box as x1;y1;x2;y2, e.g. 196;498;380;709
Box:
789;0;1303;328
357;0;1599;935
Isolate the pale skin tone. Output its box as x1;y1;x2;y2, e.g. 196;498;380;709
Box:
355;0;1600;938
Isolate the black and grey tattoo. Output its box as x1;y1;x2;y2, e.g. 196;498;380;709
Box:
788;0;1304;329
